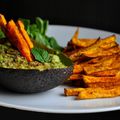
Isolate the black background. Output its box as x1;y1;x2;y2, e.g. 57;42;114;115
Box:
1;0;120;34
0;0;120;119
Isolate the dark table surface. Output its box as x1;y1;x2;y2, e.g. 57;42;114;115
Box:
0;0;120;119
0;106;120;119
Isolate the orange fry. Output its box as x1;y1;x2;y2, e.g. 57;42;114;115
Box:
89;69;120;77
73;64;83;73
77;87;120;99
6;20;33;62
69;74;83;80
64;88;85;96
85;82;120;88
0;14;7;27
80;35;118;57
83;75;120;83
83;54;120;74
17;20;34;49
73;38;98;48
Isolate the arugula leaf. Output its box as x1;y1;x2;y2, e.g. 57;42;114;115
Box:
31;48;51;63
0;28;5;39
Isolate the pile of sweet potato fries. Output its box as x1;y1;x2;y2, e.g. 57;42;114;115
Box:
64;28;120;99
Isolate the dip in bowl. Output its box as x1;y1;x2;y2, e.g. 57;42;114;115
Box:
0;41;73;93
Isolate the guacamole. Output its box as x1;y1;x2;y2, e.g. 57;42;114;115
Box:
0;42;66;70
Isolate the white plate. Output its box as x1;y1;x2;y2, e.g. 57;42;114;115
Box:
0;25;120;114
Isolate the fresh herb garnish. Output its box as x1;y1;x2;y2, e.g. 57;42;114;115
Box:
31;48;51;63
20;17;63;63
20;17;63;51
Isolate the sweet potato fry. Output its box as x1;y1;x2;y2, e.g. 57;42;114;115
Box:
85;82;120;88
84;54;120;74
73;56;98;74
72;28;79;39
73;64;83;73
69;74;83;80
81;45;120;58
89;69;120;77
83;75;120;83
6;20;33;62
77;87;120;99
67;49;91;62
67;49;82;61
0;14;7;27
71;28;98;48
0;14;17;46
17;20;34;49
80;35;118;57
73;56;104;74
64;88;85;96
74;39;98;48
72;37;98;48
99;35;117;49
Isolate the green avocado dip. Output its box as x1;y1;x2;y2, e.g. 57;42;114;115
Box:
0;42;66;71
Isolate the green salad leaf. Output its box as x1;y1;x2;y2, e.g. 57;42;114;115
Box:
20;17;63;51
36;17;48;35
20;17;63;63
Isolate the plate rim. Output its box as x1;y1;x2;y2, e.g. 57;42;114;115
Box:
1;100;120;113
